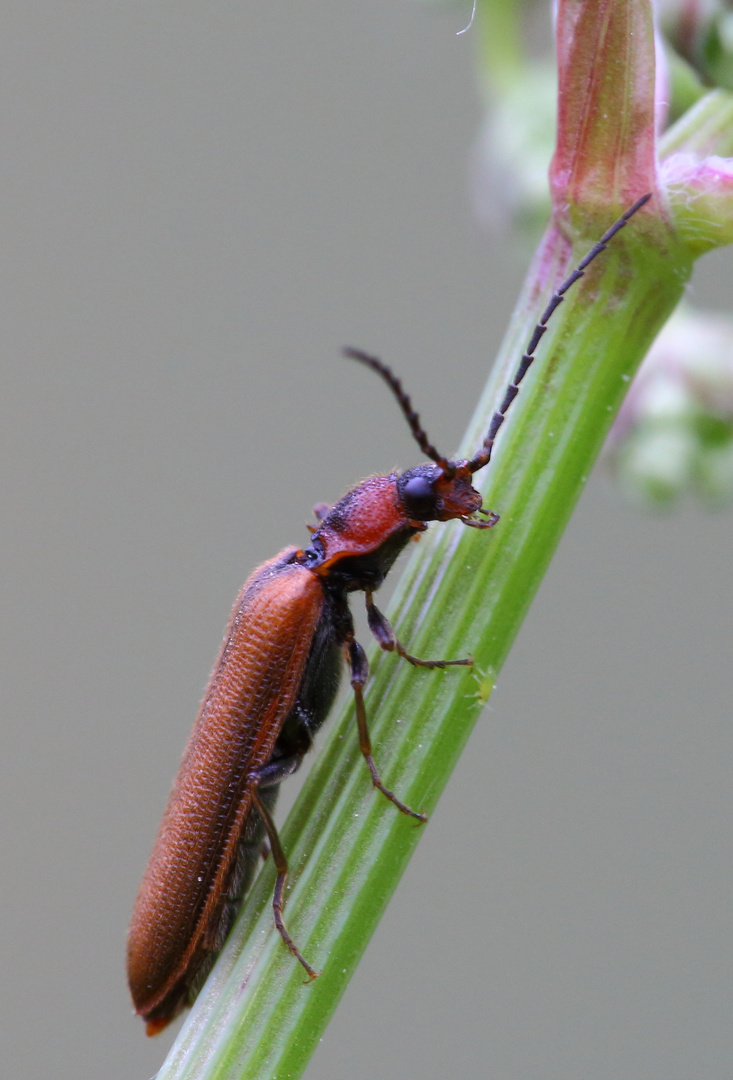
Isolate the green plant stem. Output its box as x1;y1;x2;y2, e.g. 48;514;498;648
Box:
155;212;689;1080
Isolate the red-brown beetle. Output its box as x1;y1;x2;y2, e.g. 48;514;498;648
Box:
127;195;650;1034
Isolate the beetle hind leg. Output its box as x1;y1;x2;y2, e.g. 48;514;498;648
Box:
248;758;318;980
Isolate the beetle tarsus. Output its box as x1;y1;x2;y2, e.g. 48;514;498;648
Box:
273;874;319;981
396;642;471;668
364;746;427;823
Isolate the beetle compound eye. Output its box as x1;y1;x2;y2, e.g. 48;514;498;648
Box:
399;473;439;520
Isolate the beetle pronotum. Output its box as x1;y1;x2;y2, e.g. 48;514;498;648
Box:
127;194;651;1034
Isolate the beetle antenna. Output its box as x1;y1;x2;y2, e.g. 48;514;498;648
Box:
467;193;652;474
343;346;454;475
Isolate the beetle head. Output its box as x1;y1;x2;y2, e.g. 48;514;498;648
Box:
343;348;499;531
397;461;493;528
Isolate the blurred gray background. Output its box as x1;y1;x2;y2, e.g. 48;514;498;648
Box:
1;4;731;1079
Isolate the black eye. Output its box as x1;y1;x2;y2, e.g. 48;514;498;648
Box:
400;473;438;520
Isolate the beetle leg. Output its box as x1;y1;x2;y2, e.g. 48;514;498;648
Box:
364;589;471;669
244;756;301;869
346;638;427;823
252;753;304;789
250;782;319;981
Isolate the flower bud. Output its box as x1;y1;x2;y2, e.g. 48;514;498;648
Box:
608;307;733;506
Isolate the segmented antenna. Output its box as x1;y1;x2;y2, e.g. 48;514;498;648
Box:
467;192;652;473
343;346;453;474
344;195;651;481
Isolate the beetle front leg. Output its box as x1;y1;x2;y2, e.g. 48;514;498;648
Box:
345;638;426;823
364;589;471;669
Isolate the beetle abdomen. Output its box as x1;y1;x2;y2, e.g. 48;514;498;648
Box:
127;549;324;1032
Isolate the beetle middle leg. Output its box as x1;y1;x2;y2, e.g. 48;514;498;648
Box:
249;757;318;980
346;638;427;823
365;589;471;669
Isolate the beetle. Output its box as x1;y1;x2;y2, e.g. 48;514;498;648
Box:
127;194;651;1034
